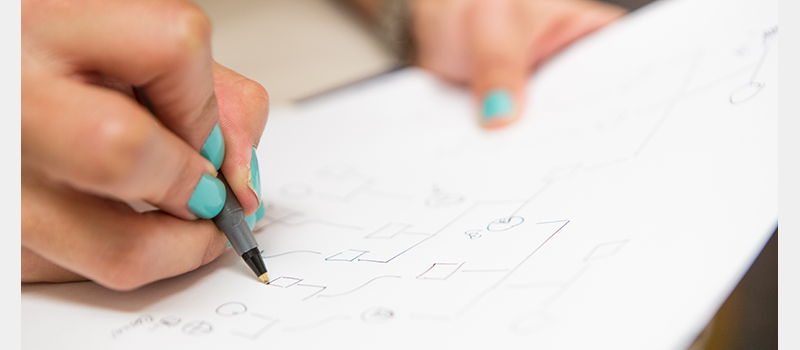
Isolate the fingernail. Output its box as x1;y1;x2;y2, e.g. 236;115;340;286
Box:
188;173;226;219
200;123;225;170
255;202;265;222
249;146;262;206
481;88;515;123
245;202;264;231
245;214;256;230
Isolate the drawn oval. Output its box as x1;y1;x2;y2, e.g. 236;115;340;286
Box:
730;82;764;104
215;302;247;317
487;216;524;232
464;230;483;240
181;320;213;336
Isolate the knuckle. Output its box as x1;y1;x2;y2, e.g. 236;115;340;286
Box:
236;78;270;112
163;2;212;59
95;246;151;291
153;154;194;207
89;114;152;185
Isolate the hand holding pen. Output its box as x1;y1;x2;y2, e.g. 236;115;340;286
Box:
22;0;269;290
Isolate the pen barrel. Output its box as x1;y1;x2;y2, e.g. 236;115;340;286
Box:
212;173;258;257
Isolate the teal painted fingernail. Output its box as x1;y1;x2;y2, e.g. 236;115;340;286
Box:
188;174;226;219
245;213;256;230
482;89;514;122
255;202;265;222
227;241;231;247
200;123;225;170
246;202;264;231
250;147;261;203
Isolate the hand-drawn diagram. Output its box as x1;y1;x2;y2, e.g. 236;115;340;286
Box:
584;240;629;262
730;27;777;104
361;307;395;324
487;216;524;231
22;8;778;348
181;321;213;337
417;263;465;280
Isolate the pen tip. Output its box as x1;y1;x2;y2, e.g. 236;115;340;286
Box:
259;273;269;284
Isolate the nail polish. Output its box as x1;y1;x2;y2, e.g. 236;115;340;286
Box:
481;88;515;122
200;123;225;170
188;173;226;219
249;146;261;205
245;147;263;230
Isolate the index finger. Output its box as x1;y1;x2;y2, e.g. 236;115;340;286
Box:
25;0;222;164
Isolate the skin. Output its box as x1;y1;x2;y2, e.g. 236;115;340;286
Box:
22;0;268;290
22;0;624;290
348;0;627;128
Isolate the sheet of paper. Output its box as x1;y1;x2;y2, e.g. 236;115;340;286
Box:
21;0;778;348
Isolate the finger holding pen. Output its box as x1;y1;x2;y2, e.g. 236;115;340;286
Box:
22;0;273;288
23;0;232;220
21;61;271;288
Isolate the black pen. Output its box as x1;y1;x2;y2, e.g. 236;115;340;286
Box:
134;86;269;283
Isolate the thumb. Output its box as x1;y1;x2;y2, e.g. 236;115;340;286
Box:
468;0;528;129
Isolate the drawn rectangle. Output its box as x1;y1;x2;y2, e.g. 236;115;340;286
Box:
325;249;369;262
366;223;409;239
417;262;465;280
267;276;303;288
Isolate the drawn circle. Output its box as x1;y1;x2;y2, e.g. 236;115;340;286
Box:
181;320;213;336
730;82;764;104
361;307;395;324
132;314;154;325
159;316;182;327
281;183;313;198
487;216;524;232
464;230;483;240
215;302;247;317
509;312;553;335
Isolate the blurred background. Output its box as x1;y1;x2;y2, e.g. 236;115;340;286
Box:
190;1;777;348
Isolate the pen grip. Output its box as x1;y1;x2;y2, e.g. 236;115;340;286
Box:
212;173;258;256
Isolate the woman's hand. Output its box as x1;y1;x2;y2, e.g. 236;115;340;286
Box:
412;0;626;128
21;0;269;290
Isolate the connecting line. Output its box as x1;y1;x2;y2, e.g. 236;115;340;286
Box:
262;250;321;259
356;203;485;263
540;265;590;309
356;200;525;263
454;220;570;318
747;45;770;84
509;182;552;217
634;50;703;157
316;276;401;298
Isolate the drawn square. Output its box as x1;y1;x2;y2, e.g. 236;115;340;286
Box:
417;262;465;280
267;276;303;288
584;240;628;262
325;249;369;262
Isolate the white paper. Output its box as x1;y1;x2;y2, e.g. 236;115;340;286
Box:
21;0;778;348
